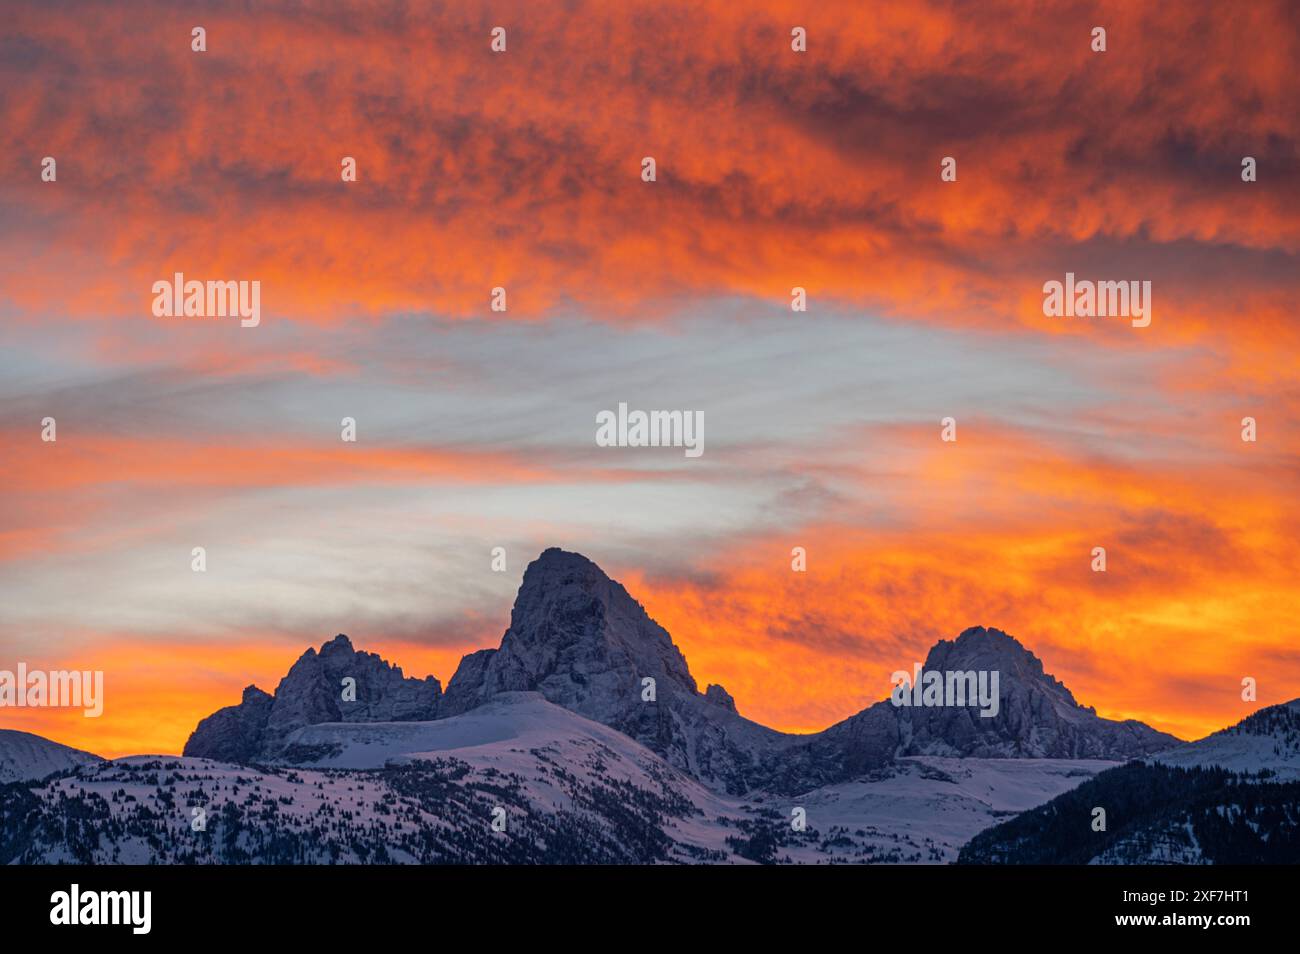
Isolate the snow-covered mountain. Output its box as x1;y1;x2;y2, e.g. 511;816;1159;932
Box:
184;548;1178;797
1152;698;1300;780
18;546;1279;865
0;729;102;783
0;692;1117;864
184;634;442;762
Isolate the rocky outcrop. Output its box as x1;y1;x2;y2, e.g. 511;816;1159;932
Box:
183;685;274;764
183;635;441;762
443;548;698;714
439;649;498;718
704;684;738;714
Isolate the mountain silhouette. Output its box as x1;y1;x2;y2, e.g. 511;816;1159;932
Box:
184;547;1179;793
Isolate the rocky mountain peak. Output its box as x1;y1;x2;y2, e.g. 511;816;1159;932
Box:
319;633;355;656
444;548;698;719
182;551;1183;797
184;634;441;762
520;547;609;587
926;626;1079;707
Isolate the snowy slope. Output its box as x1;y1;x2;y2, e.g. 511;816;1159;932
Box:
281;691;747;859
778;757;1117;863
0;729;102;783
282;691;664;769
1151;699;1300;780
3;695;1116;864
284;697;1117;862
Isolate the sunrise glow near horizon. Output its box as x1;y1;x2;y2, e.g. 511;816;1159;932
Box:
2;1;1297;761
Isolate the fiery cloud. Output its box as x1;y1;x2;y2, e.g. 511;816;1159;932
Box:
1;1;1297;755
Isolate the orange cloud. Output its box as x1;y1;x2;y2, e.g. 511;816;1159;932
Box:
624;420;1299;742
0;1;1294;370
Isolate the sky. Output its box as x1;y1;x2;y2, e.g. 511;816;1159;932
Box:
1;0;1297;758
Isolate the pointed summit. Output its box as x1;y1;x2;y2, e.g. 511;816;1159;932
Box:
442;549;790;792
320;633;355;655
443;548;697;718
523;547;610;584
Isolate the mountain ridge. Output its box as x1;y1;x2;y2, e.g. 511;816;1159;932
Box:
183;547;1180;793
11;548;1299;865
10;692;1297;865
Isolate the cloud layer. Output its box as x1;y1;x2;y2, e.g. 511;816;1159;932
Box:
1;1;1297;756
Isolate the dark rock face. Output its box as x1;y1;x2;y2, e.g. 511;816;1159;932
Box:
443;549;787;794
444;548;697;715
183;635;441;762
182;550;1181;798
891;627;1179;760
440;649;498;718
183;685;274;763
705;684;738;714
785;627;1182;790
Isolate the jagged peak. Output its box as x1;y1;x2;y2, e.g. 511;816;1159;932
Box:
949;625;1034;654
511;548;655;635
932;626;1047;670
920;626;1081;709
705;683;738;714
319;633;354;654
241;685;271;703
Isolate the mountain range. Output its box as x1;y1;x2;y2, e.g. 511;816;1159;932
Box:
183;548;1177;793
2;547;1294;864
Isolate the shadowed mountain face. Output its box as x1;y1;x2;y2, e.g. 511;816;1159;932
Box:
442;548;783;792
875;628;1173;760
757;628;1180;792
184;635;442;762
442;548;700;716
183;548;1180;792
